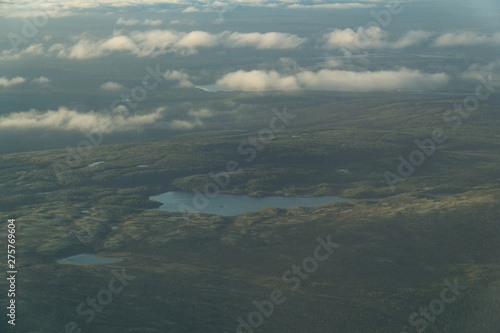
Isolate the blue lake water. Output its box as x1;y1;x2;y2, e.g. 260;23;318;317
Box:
60;254;121;264
150;191;352;216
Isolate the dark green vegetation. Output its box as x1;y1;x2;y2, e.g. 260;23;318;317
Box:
1;91;499;332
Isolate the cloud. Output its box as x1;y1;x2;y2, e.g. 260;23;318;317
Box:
215;68;449;92
65;35;136;59
187;108;213;118
322;26;387;51
117;18;162;26
393;30;434;48
322;27;433;51
182;6;199;12
117;17;140;25
433;31;500;47
175;30;219;53
288;3;376;9
100;81;125;91
0;0;185;18
48;29;305;59
216;70;300;91
462;60;500;81
169;119;202;130
144;19;162;26
0;76;26;88
31;76;51;85
0;43;45;60
163;70;194;87
223;31;306;49
0;107;168;133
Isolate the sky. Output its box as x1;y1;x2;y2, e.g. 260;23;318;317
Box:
0;0;499;139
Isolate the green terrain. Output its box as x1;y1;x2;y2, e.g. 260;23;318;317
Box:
1;91;499;332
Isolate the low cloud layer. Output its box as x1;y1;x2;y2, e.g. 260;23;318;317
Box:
462;60;500;81
100;81;125;91
163;70;194;87
0;0;384;18
44;29;305;59
0;106;213;132
0;107;165;132
322;27;433;51
433;31;500;47
117;18;163;26
288;3;376;9
215;68;449;92
223;32;306;49
0;76;25;87
31;76;50;85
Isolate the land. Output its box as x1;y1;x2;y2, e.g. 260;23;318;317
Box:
0;91;499;332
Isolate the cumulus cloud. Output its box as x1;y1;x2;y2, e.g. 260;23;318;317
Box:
0;76;26;88
175;30;219;54
215;68;449;92
100;81;125;91
144;19;162;26
163;70;194;87
0;0;185;18
1;43;45;60
323;26;387;51
117;17;140;25
393;30;434;49
461;60;500;81
32;76;51;85
322;27;433;51
0;107;168;133
187;108;213;118
288;3;376;9
169;118;202;130
117;18;162;26
223;31;306;49
64;35;136;59
182;6;199;12
216;70;300;91
47;29;306;59
433;31;500;47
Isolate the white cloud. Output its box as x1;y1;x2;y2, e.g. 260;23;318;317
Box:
175;30;219;53
0;0;185;18
144;19;163;26
47;29;305;59
117;17;140;25
32;76;51;85
117;18;162;26
100;81;125;91
216;70;300;91
322;27;433;51
169;118;202;130
433;31;500;47
462;60;500;81
0;107;167;133
0;43;45;60
187;108;213;118
163;70;194;87
323;26;387;51
0;76;26;88
215;68;449;92
65;35;137;59
393;30;434;49
223;31;306;49
288;3;376;9
182;6;199;12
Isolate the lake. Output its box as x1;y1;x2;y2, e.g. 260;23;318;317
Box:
150;191;352;216
60;254;121;265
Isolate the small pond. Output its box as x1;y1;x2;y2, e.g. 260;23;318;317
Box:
60;254;121;265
